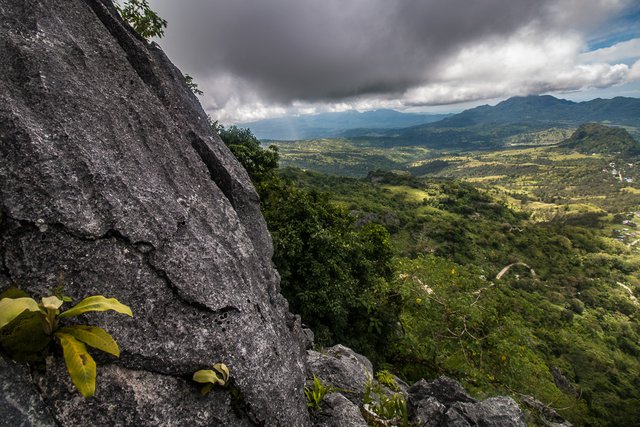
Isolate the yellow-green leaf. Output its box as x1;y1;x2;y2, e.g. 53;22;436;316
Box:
0;297;40;329
212;363;230;384
193;369;222;385
41;295;64;310
0;287;30;299
58;325;120;357
56;332;96;398
59;296;133;318
200;383;214;396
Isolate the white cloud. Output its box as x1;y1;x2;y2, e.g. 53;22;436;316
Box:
580;38;640;63
629;60;640;81
402;27;634;107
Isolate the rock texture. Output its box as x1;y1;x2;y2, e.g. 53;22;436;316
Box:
306;345;527;427
0;355;56;427
0;0;307;425
408;377;526;427
306;344;373;404
310;393;367;427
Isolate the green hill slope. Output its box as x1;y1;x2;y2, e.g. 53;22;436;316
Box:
559;123;640;155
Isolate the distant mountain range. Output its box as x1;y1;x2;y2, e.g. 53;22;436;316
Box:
429;95;640;128
237;109;451;140
241;96;640;149
345;95;640;149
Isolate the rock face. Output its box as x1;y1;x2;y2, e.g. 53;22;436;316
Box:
306;346;527;427
0;0;307;425
306;344;373;404
408;377;526;427
0;355;56;427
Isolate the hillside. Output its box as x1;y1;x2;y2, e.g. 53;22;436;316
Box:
273;123;640;180
559;123;640;155
281;166;640;426
431;95;640;128
214;121;640;426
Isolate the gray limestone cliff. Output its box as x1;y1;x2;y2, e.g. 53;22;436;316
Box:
0;0;308;425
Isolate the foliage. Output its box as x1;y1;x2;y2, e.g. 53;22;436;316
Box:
216;124;280;190
216;125;401;360
375;370;399;392
280;164;640;425
115;0;167;40
216;119;640;425
0;289;132;397
305;374;333;411
193;363;230;396
362;378;408;426
184;74;203;96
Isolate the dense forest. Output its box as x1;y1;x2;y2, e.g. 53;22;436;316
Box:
217;123;640;426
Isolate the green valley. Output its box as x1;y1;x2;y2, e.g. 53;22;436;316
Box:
222;118;640;426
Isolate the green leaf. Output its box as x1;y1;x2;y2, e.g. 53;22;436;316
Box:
212;363;230;384
0;297;40;329
193;369;223;385
59;296;133;319
0;310;51;362
200;383;214;396
55;332;96;398
58;326;120;357
0;287;30;299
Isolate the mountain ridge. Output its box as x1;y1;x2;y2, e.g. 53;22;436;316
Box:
238;109;451;140
430;95;640;128
344;95;640;149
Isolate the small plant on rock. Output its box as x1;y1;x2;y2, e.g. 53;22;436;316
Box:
376;369;400;392
193;362;230;396
362;377;409;427
115;0;167;40
305;374;334;411
0;288;132;397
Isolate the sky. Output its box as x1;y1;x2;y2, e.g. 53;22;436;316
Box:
146;0;640;123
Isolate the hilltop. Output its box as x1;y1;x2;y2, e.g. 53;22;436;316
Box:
559;123;640;155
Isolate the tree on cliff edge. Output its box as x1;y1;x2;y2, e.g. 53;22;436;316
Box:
215;125;400;361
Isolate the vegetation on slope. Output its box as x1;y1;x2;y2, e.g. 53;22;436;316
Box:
560;123;640;155
216;125;400;359
218;124;640;426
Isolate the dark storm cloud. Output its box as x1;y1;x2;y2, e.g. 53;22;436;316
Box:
149;0;565;99
146;0;635;120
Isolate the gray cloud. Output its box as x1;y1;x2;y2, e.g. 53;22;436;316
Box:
147;0;636;121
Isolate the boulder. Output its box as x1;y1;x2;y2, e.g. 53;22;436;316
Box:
408;376;526;427
0;0;307;425
311;393;367;427
446;397;526;427
411;396;447;427
408;376;477;410
306;344;374;404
